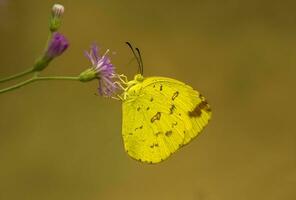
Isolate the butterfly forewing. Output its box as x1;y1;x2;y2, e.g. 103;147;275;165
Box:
122;76;211;163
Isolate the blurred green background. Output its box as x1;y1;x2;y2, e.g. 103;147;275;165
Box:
0;0;296;199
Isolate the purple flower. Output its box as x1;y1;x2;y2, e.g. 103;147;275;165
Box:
45;32;69;59
33;32;69;71
85;44;117;97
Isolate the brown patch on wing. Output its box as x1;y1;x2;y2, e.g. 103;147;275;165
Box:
199;100;211;112
188;106;202;117
188;100;211;118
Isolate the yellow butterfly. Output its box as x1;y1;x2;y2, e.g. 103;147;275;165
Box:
118;43;212;164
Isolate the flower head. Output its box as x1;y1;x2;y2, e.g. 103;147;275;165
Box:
45;32;69;59
80;44;117;97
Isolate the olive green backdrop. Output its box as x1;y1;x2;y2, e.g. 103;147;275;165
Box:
0;0;295;200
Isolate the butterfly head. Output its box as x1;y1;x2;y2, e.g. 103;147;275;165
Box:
134;74;144;82
125;73;144;90
123;42;145;97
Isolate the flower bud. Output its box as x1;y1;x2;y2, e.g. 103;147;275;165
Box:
45;32;69;59
33;32;69;71
50;4;64;32
52;4;64;17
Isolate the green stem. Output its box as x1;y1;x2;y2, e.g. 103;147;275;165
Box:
44;32;52;52
0;67;34;83
0;76;80;94
36;76;80;81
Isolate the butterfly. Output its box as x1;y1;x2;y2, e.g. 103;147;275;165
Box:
118;42;212;164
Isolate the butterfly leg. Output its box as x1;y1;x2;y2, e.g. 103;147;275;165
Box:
113;74;129;85
119;74;128;84
113;81;127;91
111;95;123;101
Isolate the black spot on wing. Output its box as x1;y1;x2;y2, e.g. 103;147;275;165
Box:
172;91;179;101
150;143;159;148
155;132;162;137
169;104;176;115
151;112;161;123
172;122;178;128
135;125;143;131
165;130;173;137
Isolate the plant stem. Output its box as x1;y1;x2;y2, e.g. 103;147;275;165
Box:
36;76;80;81
44;32;52;52
0;68;34;83
0;76;80;94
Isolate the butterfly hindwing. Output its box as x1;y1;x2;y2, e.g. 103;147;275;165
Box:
122;76;211;163
122;94;186;163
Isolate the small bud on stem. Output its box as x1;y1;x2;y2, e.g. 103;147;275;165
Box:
52;4;64;17
50;4;65;32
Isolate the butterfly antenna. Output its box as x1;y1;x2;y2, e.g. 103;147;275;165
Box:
126;42;142;74
135;47;143;75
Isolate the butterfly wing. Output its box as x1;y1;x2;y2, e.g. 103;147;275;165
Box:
122;76;212;163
